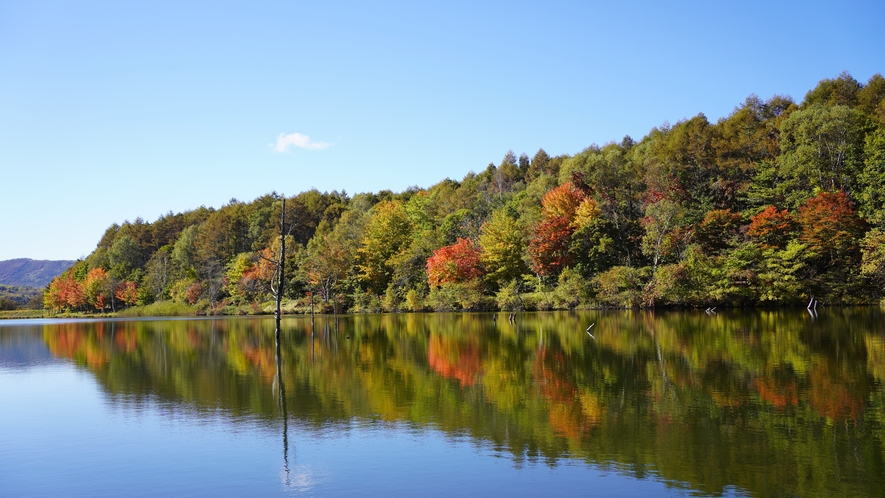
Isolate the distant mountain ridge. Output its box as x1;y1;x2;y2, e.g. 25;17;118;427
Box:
0;259;74;287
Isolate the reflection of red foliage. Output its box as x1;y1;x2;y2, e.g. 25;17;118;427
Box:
754;377;797;410
534;348;597;439
809;362;864;423
533;348;576;403
548;404;583;439
44;324;107;366
427;335;481;387
241;341;278;383
186;327;203;349
46;325;85;359
114;328;138;353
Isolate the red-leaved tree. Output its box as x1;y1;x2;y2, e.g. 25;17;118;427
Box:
748;206;796;249
426;238;483;287
798;190;865;260
115;281;139;307
529;215;573;277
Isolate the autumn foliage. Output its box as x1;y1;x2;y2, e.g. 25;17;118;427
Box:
797;190;866;258
528;182;589;278
748;206;796;248
426;238;482;287
39;73;885;311
45;272;87;311
540;182;585;222
115;281;139;306
529;215;573;277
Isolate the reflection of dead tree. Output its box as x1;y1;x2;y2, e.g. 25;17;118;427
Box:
275;332;291;487
646;314;676;403
807;297;819;319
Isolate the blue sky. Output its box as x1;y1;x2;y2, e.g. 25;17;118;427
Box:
1;0;882;261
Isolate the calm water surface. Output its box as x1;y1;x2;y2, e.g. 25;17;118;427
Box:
1;310;884;497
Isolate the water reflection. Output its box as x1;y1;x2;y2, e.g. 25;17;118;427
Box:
14;309;885;497
274;324;291;488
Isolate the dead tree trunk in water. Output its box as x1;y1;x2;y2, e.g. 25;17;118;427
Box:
275;198;287;338
263;196;294;341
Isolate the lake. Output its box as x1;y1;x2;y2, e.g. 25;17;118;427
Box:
1;309;884;497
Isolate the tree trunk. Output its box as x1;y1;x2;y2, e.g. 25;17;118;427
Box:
275;198;286;340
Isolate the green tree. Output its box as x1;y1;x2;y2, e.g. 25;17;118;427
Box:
302;227;357;304
777;105;871;206
172;225;200;277
756;241;810;304
108;234;142;280
226;253;256;304
857;73;885;122
641;196;685;275
144;246;172;301
357;200;414;294
803;71;861;108
478;208;528;286
860;228;885;289
858;127;885;225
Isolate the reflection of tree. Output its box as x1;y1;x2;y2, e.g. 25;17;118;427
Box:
754;376;798;410
36;309;885;498
427;334;481;387
275;329;291;488
533;347;599;440
808;359;865;423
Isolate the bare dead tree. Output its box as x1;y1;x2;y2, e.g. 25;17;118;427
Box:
260;196;296;339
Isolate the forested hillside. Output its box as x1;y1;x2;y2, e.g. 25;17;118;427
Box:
44;72;885;313
0;259;73;310
0;259;73;287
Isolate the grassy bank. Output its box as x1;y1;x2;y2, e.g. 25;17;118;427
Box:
115;301;199;317
0;310;115;319
0;309;47;319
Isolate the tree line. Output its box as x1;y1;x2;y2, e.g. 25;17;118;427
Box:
45;72;885;313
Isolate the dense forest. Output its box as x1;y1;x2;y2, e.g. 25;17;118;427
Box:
43;72;885;313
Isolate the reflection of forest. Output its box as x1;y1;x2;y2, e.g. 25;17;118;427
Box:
40;310;885;497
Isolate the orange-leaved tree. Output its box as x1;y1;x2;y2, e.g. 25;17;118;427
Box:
529;215;573;277
540;181;585;222
529;182;588;278
45;272;87;311
798;190;866;260
115;281;139;307
83;267;113;311
426;237;483;287
748;206;796;249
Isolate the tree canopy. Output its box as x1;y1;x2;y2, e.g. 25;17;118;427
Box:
44;72;885;313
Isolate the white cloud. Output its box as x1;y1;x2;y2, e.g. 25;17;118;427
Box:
273;132;331;152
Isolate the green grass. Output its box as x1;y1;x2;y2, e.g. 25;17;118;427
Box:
0;309;47;319
115;301;198;317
